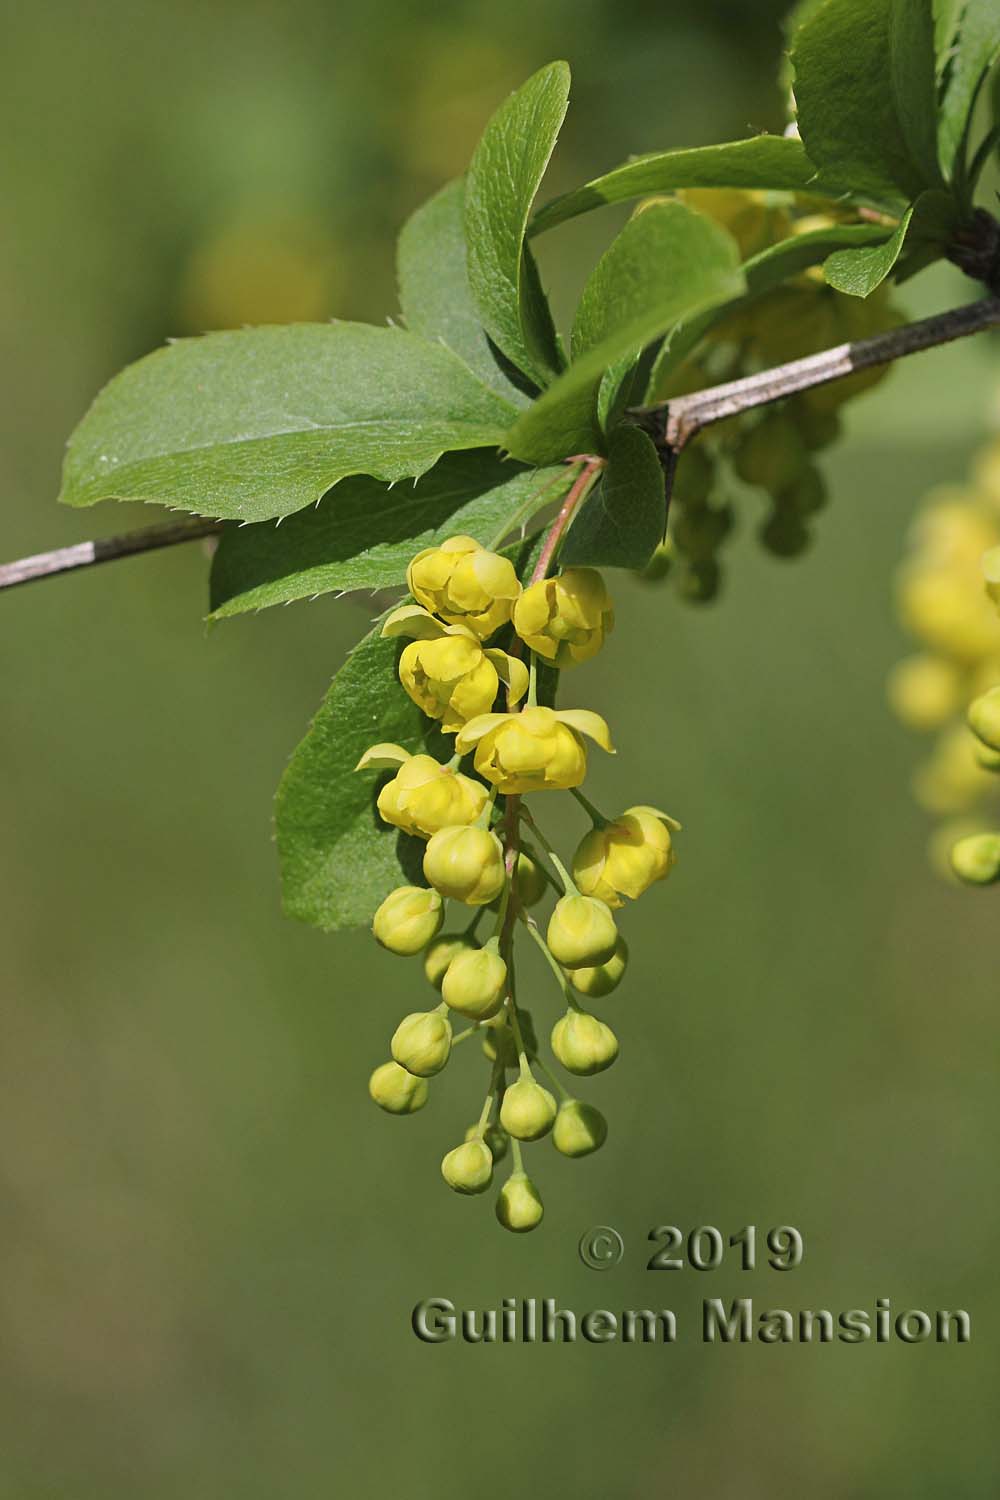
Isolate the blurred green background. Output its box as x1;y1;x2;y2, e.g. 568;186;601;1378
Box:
2;1;999;1495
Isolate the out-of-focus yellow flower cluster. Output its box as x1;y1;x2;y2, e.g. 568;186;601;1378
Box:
888;438;1000;883
351;525;680;1229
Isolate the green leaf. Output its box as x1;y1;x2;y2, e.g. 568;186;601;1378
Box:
530;136;823;236
505;202;744;464
934;0;966;70
792;0;943;208
890;0;946;189
560;425;665;570
646;220;894;397
823;190;958;295
396;177;529;406
276;625;447;931
208;452;571;618
59;323;517;523
938;0;1000;178
464;61;570;387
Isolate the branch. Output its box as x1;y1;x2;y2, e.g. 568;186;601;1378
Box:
643;296;1000;450
0;516;222;592
2;298;998;595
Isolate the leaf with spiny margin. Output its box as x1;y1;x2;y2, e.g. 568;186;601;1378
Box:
396;177;529;406
530;136;825;236
792;0;943;209
208;451;571;618
560;425;665;570
938;0;1000;178
464;61;570;387
504;201;744;465
645;220;893;399
276;624;450;931
59;323;517;524
823;190;958;296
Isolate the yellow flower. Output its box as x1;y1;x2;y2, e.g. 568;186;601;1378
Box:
406;535;521;638
512;567;614;667
381;604;527;730
355;743;487;839
572;806;680;908
454;705;614;793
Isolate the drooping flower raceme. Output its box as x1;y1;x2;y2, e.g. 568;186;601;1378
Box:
355;527;681;1233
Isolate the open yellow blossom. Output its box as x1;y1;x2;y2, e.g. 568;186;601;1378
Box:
355;743;486;838
573;806;680;908
381;604;527;730
512;567;614;667
406;535;521;638
454;705;614;793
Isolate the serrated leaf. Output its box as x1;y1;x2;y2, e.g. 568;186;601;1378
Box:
276;625;447;931
396;177;529;405
208;452;571;618
530;136;823;236
646;220;894;397
560;425;665;570
792;0;943;209
59;323;517;523
823;190;957;295
938;0;1000;177
505;202;744;465
464;61;570;387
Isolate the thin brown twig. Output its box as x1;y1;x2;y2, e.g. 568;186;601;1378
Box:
2;298;998;595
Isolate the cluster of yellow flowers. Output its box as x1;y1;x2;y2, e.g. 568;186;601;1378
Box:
888;437;1000;885
356;534;678;1230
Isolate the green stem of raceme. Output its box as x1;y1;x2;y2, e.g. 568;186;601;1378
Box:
569;785;612;828
511;1137;525;1175
451;1023;483;1047
528;455;606;585
473;1057;502;1137
519;909;575;1004
533;1054;572;1104
518;805;578;895
463;906;484;940
476;785;498;828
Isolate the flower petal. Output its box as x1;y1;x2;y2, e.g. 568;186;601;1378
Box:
485;650;530;707
555;708;616;753
455;713;512;751
356;742;412;771
381;605;446;640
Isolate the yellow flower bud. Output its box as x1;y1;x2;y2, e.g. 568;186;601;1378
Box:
968;685;1000;751
552;1099;608;1158
441;1138;493;1194
368;1060;428;1115
372;885;443;955
407;535;521;638
455;705;614;794
367;751;488;839
546;894;618;969
551;1009;619;1075
912;725;996;814
568;934;628;998
573;806;679;908
512;568;614;668
423;826;505;905
950;832;1000;886
975;741;1000;772
441;944;507;1019
424;933;478;990
499;1077;557;1140
481;1009;536;1067
512;852;547;907
495;1171;544;1232
466;1121;509;1163
390;1009;452;1077
887;654;963;732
